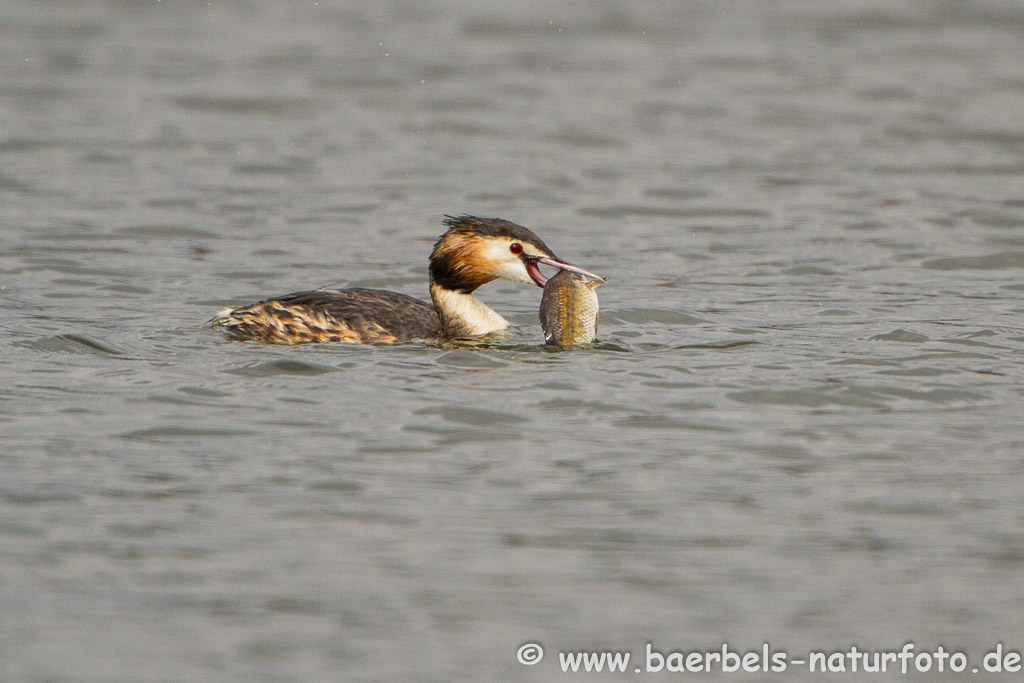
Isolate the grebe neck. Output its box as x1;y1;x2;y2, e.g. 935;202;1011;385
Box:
429;280;509;338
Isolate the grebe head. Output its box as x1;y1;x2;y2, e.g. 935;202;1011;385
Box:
430;215;600;292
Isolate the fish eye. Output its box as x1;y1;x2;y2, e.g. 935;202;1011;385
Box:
509;242;523;255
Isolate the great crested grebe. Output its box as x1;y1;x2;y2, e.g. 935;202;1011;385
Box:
208;215;601;345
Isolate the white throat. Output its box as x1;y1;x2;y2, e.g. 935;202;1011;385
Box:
430;282;509;337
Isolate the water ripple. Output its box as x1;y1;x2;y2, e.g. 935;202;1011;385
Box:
225;360;339;377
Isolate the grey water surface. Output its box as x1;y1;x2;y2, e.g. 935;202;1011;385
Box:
4;0;1024;680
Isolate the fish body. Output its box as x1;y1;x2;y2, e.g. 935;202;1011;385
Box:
539;269;606;349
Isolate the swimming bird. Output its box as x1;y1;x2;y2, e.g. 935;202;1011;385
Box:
208;215;600;344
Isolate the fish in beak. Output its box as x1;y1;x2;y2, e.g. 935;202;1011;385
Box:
524;255;604;287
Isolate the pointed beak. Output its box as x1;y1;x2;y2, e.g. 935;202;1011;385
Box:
524;255;605;287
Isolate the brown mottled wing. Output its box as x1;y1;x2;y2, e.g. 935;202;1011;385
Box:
279;289;440;332
213;288;442;344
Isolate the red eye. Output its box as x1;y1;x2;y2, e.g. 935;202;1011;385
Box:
509;243;523;255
